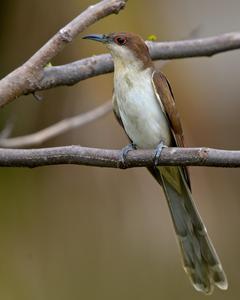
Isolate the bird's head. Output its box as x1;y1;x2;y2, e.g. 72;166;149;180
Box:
83;32;152;70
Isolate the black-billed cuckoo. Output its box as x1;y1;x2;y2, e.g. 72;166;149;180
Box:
83;32;227;294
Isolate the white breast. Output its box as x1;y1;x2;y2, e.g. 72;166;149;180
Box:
114;67;172;149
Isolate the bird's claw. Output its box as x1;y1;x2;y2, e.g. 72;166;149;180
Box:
118;143;137;169
153;141;167;167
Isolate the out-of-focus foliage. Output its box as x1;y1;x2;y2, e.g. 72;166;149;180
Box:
0;1;240;299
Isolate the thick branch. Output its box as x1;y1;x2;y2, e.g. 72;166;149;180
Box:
0;146;240;168
0;101;112;148
35;31;240;90
0;0;127;108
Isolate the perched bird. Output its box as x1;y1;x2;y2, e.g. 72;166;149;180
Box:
83;32;228;294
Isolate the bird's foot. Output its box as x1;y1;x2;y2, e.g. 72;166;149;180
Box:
153;141;167;167
118;143;137;169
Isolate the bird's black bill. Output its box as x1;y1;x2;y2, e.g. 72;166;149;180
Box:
82;34;108;43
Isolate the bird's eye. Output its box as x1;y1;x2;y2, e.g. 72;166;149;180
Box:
114;36;127;46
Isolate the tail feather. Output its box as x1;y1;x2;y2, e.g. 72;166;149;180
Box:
155;165;228;294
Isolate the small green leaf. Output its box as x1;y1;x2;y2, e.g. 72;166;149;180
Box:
45;62;53;68
147;34;157;41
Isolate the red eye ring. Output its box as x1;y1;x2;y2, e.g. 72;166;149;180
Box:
114;36;127;46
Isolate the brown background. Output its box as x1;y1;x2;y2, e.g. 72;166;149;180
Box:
0;0;240;299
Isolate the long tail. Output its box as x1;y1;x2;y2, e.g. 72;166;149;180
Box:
150;165;228;294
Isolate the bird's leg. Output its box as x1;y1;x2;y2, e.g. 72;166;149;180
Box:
153;141;167;167
118;143;137;169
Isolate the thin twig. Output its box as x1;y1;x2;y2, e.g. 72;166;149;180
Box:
0;146;240;168
147;31;240;59
33;31;240;91
0;101;112;148
0;0;127;108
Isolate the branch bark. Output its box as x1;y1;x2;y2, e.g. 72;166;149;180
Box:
0;101;112;148
30;31;240;91
147;31;240;59
0;146;240;168
0;0;127;108
1;21;240;104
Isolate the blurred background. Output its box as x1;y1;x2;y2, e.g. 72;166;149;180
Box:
0;0;240;299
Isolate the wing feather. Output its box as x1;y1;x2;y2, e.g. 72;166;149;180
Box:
152;71;184;147
151;71;191;188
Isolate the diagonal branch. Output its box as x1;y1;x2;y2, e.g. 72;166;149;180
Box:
33;31;240;91
0;0;127;108
0;101;112;148
0;146;240;168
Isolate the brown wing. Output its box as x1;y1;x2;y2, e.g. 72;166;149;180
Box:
152;71;184;147
151;71;191;188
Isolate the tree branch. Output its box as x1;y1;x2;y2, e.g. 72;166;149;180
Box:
0;0;127;108
1;19;240;103
0;146;240;168
0;101;112;148
147;31;240;59
31;31;240;91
